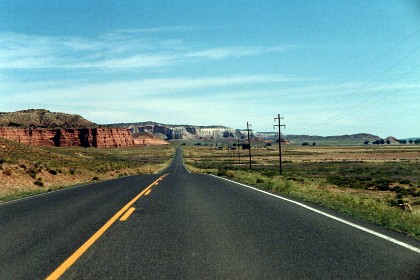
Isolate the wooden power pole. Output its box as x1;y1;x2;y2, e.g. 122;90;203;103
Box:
274;114;286;175
247;122;252;169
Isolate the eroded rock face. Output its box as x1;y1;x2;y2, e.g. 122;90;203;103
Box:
134;123;238;140
132;133;169;146
54;129;83;147
93;128;135;148
0;127;56;146
0;127;134;148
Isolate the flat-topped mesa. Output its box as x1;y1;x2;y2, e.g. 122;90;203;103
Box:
126;122;237;140
0;127;134;148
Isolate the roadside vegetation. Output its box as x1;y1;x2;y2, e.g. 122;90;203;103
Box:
0;137;175;202
183;145;420;239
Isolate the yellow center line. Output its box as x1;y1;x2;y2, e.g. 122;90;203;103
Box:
46;174;167;280
119;207;136;221
144;189;152;196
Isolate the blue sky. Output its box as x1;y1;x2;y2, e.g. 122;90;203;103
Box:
0;1;419;137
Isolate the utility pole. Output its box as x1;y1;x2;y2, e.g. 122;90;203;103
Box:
237;138;241;164
274;114;286;175
247;122;252;169
227;139;230;158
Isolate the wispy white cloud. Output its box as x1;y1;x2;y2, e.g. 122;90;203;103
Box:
2;72;417;127
3;74;296;101
0;32;174;69
0;31;293;70
185;46;294;60
115;25;204;33
2;30;416;136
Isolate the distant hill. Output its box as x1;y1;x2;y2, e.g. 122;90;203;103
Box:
0;110;402;144
0;109;96;128
284;133;382;143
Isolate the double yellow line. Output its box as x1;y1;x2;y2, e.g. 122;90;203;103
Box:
46;174;168;280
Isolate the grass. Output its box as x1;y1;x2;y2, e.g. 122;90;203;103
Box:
0;137;175;202
183;145;420;239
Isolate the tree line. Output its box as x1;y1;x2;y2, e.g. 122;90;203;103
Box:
364;139;420;145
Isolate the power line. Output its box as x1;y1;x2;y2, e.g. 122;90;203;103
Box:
340;64;420;113
295;64;420;131
349;74;420;115
323;28;420;107
293;42;420;131
292;29;420;124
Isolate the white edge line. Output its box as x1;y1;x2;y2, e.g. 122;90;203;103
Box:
209;174;420;254
180;150;191;173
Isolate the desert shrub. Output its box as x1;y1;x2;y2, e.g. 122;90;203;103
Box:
408;187;417;196
226;171;235;178
288;176;305;183
399;179;411;184
392;186;412;197
34;181;44;187
256;178;265;184
48;169;58;175
8;122;22;127
376;179;391;189
396;193;405;199
217;169;227;176
327;176;358;188
2;169;12;176
27;169;37;179
377;185;390;191
261;169;278;177
19;163;27;169
388;199;399;207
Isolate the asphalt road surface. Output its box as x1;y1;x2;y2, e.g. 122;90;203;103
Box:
1;148;419;279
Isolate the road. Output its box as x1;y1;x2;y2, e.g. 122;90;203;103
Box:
1;148;419;279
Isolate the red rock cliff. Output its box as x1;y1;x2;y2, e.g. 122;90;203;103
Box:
92;128;135;148
0;127;134;148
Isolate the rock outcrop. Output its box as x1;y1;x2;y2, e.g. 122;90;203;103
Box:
0;127;56;146
112;122;239;140
385;136;399;142
0;127;134;148
93;128;135;147
133;133;169;146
